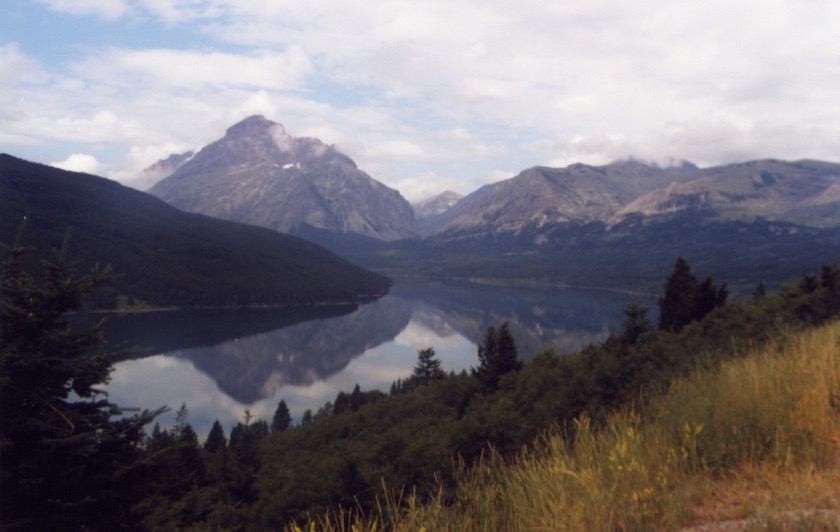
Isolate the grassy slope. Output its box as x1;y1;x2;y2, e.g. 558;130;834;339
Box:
0;154;390;307
129;261;840;530
344;321;840;531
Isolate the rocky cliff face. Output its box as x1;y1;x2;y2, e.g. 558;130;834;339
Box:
431;160;695;237
413;190;463;219
148;115;416;241
412;190;464;234
427;158;840;240
611;159;840;227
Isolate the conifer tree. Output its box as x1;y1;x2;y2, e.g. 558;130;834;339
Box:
271;400;291;432
0;234;162;529
411;347;445;386
204;419;227;453
658;257;698;332
301;409;313;424
658;258;728;332
473;322;521;390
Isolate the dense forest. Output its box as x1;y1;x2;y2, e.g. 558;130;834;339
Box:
2;235;840;529
0;154;390;308
333;212;840;295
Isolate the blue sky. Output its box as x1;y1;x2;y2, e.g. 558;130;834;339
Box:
3;0;840;201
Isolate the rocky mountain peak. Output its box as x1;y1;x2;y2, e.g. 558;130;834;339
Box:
413;190;463;219
148;116;416;243
225;114;279;136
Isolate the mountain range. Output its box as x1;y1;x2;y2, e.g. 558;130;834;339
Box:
136;117;840;292
8;112;840;298
423;158;840;241
144;117;840;242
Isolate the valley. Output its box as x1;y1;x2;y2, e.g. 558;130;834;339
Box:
139;116;840;294
3;116;840;531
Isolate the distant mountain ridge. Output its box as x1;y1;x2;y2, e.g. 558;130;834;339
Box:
148;115;416;243
0;154;390;308
423;158;840;239
612;159;840;227
327;158;840;293
426;161;696;238
135;115;840;291
412;190;463;234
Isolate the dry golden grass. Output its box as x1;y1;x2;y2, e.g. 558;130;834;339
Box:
300;320;840;531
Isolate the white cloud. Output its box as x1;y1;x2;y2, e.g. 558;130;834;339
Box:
35;0;130;20
71;47;312;90
50;153;102;174
0;43;46;85
8;0;840;197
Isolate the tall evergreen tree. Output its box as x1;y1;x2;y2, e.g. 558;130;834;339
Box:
411;347;445;386
271;400;291;433
0;235;162;529
473;322;521;390
658;257;698;332
658;258;728;332
204;419;227;453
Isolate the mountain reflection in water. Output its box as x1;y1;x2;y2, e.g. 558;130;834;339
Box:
104;279;649;438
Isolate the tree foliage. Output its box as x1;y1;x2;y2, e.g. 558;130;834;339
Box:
0;234;162;530
204;419;227;453
7;243;840;530
473;321;522;390
658;257;728;332
408;347;446;389
271;400;292;433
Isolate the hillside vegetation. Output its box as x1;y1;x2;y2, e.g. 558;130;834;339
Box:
3;221;839;529
127;259;840;530
0;154;390;308
359;320;840;531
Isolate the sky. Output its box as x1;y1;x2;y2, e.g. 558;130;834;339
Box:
2;1;840;202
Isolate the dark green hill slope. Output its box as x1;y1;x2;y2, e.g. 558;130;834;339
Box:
0;154;390;307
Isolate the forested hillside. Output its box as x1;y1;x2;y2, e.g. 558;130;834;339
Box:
72;259;840;527
3;229;839;529
0;154;390;307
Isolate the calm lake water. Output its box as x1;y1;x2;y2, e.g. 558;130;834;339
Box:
103;279;653;439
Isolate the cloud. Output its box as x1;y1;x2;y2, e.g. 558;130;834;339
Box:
0;43;46;85
35;0;130;20
50;153;102;174
9;0;840;198
71;47;313;90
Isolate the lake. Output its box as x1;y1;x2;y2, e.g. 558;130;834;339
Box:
103;279;653;439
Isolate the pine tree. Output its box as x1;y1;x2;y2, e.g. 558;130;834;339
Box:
0;234;162;529
411;347;445;386
204;419;227;453
174;402;190;434
473;322;521;390
659;258;728;332
658;257;698;332
271;400;291;433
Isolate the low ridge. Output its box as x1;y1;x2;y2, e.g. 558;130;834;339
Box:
0;154;390;308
